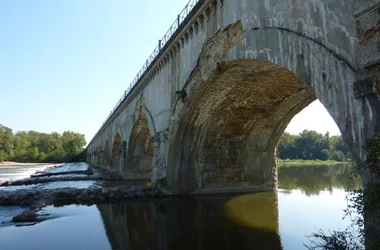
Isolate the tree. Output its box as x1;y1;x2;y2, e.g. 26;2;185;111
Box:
0;125;86;163
278;132;297;159
62;131;86;159
331;150;346;162
0;150;8;162
320;149;331;161
277;130;350;161
0;125;14;160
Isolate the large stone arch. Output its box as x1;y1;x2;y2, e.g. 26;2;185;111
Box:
123;117;154;178
166;21;360;194
111;132;122;172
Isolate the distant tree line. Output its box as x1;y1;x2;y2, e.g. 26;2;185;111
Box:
0;124;86;163
278;130;350;162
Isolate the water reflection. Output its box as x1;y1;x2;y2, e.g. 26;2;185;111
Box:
98;192;282;250
0;165;355;250
278;164;360;196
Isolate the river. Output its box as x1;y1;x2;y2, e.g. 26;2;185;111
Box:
0;163;359;250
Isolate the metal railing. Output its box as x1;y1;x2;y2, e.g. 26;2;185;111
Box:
91;0;202;144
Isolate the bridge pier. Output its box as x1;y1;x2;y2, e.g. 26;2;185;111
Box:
353;0;380;248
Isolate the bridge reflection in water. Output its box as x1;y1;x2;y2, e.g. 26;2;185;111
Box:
97;192;281;250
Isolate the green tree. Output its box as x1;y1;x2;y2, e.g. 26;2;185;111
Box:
320;149;331;161
0;150;8;162
0;125;86;163
62;131;86;158
278;132;297;159
0;125;14;160
331;150;346;162
277;130;351;161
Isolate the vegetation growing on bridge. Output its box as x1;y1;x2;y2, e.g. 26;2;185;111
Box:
278;130;350;163
0;124;86;163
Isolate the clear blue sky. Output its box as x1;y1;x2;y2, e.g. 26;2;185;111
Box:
0;0;340;145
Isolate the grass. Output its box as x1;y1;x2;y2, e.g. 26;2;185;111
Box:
278;159;351;167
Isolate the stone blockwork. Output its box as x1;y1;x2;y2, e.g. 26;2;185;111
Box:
353;1;380;248
86;0;380;195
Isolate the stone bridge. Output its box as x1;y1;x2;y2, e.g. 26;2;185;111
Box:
86;0;380;194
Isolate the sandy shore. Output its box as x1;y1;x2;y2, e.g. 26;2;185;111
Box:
0;162;55;167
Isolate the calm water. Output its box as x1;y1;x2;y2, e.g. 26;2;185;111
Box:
0;164;359;250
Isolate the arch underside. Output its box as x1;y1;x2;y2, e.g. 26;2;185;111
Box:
103;140;110;169
96;146;101;166
122;118;153;178
111;133;122;172
168;59;316;193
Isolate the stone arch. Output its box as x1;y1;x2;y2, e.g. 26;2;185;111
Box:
168;59;318;193
111;132;122;172
164;21;361;194
103;139;110;168
97;145;101;166
167;60;360;194
123;117;153;177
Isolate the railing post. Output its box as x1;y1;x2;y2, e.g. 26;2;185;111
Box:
158;40;162;51
177;14;180;26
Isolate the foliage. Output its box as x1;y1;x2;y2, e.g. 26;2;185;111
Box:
305;229;363;250
278;130;350;162
0;124;86;163
306;133;380;250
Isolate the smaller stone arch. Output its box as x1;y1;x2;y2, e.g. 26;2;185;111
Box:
103;140;110;168
96;145;101;166
123;118;153;178
111;132;122;172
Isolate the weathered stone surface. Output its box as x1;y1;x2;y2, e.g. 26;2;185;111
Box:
353;1;380;248
355;5;380;67
352;0;380;17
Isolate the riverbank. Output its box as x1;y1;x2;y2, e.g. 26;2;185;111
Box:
0;161;55;167
278;159;351;166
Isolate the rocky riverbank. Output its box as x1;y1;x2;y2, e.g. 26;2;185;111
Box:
0;162;163;225
0;185;161;207
0;185;163;224
0;172;121;187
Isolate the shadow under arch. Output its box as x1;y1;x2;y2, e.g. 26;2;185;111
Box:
96;145;101;166
111;132;122;172
123;117;153;178
168;59;318;193
103;139;110;169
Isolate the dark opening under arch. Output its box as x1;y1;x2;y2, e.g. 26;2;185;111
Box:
167;59;317;193
124;118;153;176
111;132;122;172
103;140;110;168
